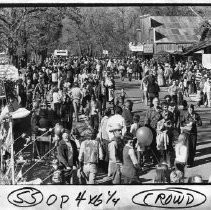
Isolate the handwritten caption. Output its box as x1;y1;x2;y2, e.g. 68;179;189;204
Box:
7;187;120;209
7;187;207;209
132;187;207;208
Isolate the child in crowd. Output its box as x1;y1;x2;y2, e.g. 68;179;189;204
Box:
130;115;140;137
156;111;171;163
174;133;188;176
153;163;170;183
51;159;62;184
170;168;184;183
130;115;145;167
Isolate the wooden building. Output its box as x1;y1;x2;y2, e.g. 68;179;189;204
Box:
137;15;202;55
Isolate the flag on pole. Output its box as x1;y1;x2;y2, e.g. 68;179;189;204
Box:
155;31;166;41
151;18;163;28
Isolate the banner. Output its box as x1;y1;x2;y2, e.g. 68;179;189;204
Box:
103;50;108;55
0;185;209;210
54;50;68;56
202;54;211;69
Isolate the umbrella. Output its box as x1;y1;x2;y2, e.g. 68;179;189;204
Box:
0;65;19;81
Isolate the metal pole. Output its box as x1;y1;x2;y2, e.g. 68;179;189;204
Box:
9;118;15;184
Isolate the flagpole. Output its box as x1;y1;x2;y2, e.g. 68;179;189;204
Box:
9;117;15;184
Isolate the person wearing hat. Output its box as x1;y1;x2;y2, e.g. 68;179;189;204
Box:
78;130;103;184
181;104;202;167
57;129;79;184
122;132;140;184
107;123;124;184
106;106;127;141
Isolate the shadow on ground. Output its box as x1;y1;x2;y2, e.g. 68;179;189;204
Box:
194;156;211;167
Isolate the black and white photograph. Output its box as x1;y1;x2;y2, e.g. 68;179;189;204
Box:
0;3;211;188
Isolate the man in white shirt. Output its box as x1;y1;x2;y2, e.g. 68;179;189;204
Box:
106;106;127;141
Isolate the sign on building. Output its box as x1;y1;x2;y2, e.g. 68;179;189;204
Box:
103;50;109;55
202;54;211;69
143;44;153;54
54;50;68;56
129;43;144;52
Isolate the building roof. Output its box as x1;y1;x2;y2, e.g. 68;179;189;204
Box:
151;16;202;43
183;39;211;54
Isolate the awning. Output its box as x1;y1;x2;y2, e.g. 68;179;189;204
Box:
155;51;171;55
183;39;211;55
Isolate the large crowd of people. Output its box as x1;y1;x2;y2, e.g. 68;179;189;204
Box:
1;54;210;184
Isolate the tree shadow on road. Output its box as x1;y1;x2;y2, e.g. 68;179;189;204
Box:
197;140;211;146
127;96;142;99
194;156;211;167
117;83;140;90
196;145;211;158
139;177;153;183
198;133;211;140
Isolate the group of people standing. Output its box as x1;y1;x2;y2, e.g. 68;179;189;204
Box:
0;55;207;184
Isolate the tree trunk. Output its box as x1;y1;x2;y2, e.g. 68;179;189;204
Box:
40;48;47;65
